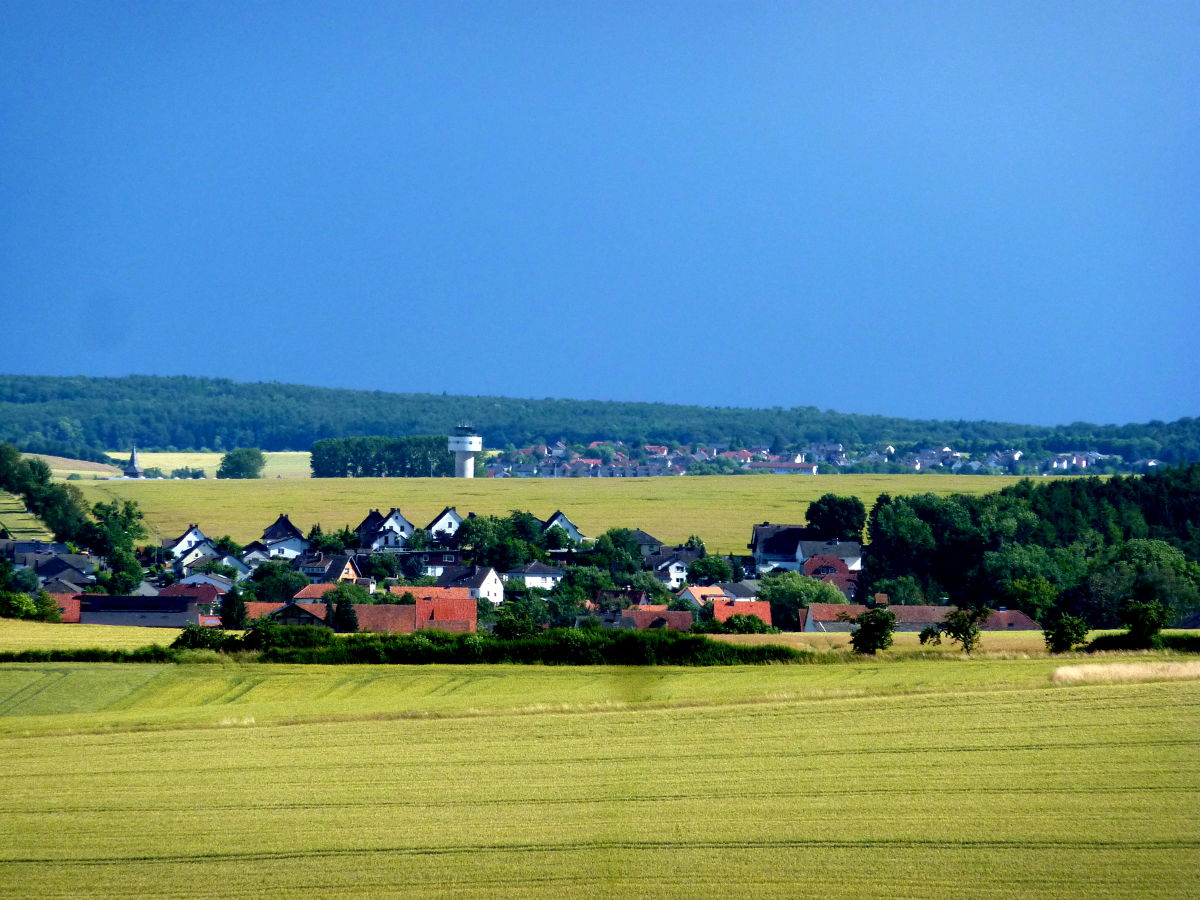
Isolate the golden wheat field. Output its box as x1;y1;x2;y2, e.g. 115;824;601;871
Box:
0;657;1196;898
76;473;1033;552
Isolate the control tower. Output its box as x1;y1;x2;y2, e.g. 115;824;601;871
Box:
448;425;482;478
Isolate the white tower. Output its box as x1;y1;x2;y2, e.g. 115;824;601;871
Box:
448;425;482;478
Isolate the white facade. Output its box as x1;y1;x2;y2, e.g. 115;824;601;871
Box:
544;511;586;543
263;536;309;560
449;429;483;478
168;526;208;559
473;568;506;605
426;507;464;541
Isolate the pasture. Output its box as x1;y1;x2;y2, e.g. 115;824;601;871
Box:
76;473;1031;552
0;658;1196;898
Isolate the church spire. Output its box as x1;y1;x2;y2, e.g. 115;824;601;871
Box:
124;444;144;479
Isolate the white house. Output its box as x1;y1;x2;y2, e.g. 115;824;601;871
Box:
260;514;310;560
165;524;208;559
425;506;464;543
356;508;416;552
502;561;566;591
543;510;586;544
173;539;218;575
436;565;505;606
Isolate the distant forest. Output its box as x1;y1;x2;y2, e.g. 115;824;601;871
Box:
0;374;1197;464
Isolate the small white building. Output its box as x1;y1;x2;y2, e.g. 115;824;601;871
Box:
543;510;586;544
502;561;566;591
425;506;464;543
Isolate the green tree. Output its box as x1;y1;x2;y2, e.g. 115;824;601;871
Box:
757;571;847;631
220;582;248;630
845;607;896;655
687;556;732;586
331;591;359;633
919;607;992;655
806;494;867;541
247;561;309;606
105;547;144;594
1042;614;1089;653
1121;599;1170;647
217;447;266;479
870;575;924;605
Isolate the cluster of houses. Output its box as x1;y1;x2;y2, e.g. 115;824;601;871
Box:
6;506;1041;637
485;440;1159;477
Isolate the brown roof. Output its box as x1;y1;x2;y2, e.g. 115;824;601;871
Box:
245;601;287;619
984;609;1041;630
160;583;223;605
620;608;693;631
806;604;1039;630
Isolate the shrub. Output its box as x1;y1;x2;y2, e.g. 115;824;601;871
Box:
846;607;896;655
1043;614;1090;653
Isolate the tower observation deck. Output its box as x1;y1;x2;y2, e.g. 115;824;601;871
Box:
448;425;482;478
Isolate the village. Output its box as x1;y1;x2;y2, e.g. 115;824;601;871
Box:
483;440;1161;478
1;497;1041;638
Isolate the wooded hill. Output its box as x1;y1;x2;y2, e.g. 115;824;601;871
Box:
1;373;1197;463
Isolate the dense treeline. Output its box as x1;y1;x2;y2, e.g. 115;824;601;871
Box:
862;464;1200;627
0;374;1196;461
310;436;456;478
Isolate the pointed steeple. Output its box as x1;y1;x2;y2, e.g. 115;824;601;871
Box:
124;444;145;479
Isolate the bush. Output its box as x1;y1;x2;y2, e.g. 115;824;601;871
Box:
1043;614;1090;653
692;614;779;635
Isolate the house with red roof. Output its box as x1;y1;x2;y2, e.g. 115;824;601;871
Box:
711;598;773;627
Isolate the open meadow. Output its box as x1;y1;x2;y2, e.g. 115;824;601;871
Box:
76;473;1033;552
0;654;1197;898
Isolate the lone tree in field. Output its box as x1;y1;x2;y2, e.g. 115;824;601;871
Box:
1043;614;1089;654
219;582;248;630
845;607;896;655
217;447;266;479
919;606;992;656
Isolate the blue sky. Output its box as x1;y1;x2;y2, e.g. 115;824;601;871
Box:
1;1;1196;426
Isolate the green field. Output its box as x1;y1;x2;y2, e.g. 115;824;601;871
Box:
0;492;51;540
0;657;1196;898
102;450;313;480
76;473;1034;552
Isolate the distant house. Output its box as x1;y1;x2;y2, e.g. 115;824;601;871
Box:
676;585;729;608
178;572;233;594
164;524;208;559
802;555;858;600
47;592;82;623
394;548;466;577
160;582;223;611
745;461;819;475
502;561;565;590
582;607;693;631
543;511;586;543
628;529;665;557
256;590;476;634
79;595;203;628
260;514;310;559
294;552;361;584
644;546;703;589
436;565;505;605
356;508;416;553
748;524;862;573
425;506;464;543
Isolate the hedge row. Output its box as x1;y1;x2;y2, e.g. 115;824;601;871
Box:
1086;633;1200;653
261;628;800;666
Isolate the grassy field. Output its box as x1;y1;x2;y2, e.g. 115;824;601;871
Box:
100;450;313;480
0;658;1196;898
0;620;180;652
76;473;1033;552
24;454;121;479
0;492;51;540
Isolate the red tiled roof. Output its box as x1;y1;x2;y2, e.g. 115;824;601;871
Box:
802;555;850;576
385;586;472;602
294;583;340;599
245;601;286;620
712;599;773;626
48;592;82;624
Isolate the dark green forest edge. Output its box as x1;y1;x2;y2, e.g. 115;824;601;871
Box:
2;374;1197;464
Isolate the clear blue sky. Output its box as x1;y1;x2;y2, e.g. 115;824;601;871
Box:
2;2;1196;426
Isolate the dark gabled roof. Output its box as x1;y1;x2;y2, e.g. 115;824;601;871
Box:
166;524;203;548
425;506;460;532
715;580;759;599
355;509;387;534
542;510;575;531
504;561;565;577
628;529;662;547
798;540;862;560
644;547;703;570
262;514;304;543
241;541;270;556
749;523;807;555
436;565;496;590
